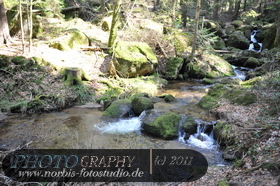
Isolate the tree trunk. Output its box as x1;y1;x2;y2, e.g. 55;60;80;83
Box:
0;1;13;45
243;0;247;11
108;0;122;53
29;0;33;52
20;0;25;53
274;8;280;47
212;0;219;21
63;67;86;86
190;0;201;61
233;0;241;20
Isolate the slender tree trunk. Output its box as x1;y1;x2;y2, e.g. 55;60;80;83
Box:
190;0;201;61
212;0;219;21
29;0;33;52
243;0;247;11
108;0;121;53
172;0;177;21
101;0;105;14
233;0;241;20
274;8;280;47
181;5;188;28
0;0;13;45
20;0;25;53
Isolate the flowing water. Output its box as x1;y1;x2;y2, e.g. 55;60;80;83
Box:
0;80;229;166
248;29;262;52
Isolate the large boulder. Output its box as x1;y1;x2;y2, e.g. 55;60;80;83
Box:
142;110;181;139
103;99;132;118
262;24;277;49
184;53;235;79
49;30;89;51
165;57;184;79
181;116;198;135
204;20;223;37
227;31;250;50
131;97;154;115
114;41;158;77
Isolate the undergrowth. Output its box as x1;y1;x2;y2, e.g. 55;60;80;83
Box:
0;55;95;113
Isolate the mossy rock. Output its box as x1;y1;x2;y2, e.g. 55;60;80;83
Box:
220;78;242;85
202;78;217;85
173;32;193;55
11;56;26;65
198;84;229;109
224;89;257;106
184;53;235;79
50;31;89;51
231;20;243;28
244;57;261;68
142;111;181;139
262;24;276;49
182;116;197;135
241;77;262;87
103;99;132;118
203;20;223;36
227;31;250;50
131;97;154;115
164;94;176;103
214;121;234;146
114;41;158;77
165;57;184;79
31;57;51;66
213;36;226;50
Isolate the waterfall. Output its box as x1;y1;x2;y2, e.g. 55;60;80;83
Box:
178;117;217;150
248;29;262;52
232;65;253;80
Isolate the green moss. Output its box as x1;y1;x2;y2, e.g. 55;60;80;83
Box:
131;97;154;115
185;53;234;79
202;78;217;85
148;112;181;139
198;95;219;109
244;57;260;67
164;94;176;103
241;77;262;87
231;20;243;28
114;41;158;77
103;99;132;117
217;180;230;186
214;121;234;145
11;56;27;65
173;32;192;55
115;41;157;65
198;84;228;109
224;89;257;106
182;116;197;134
0;55;10;67
50;31;89;51
165;57;184;79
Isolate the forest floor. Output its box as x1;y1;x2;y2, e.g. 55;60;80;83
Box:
0;17;279;185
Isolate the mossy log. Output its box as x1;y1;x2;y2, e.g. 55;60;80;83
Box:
63;67;88;86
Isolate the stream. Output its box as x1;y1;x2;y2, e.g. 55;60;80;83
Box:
0;79;232;167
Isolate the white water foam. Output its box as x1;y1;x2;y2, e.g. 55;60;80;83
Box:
95;111;146;134
187;132;216;149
